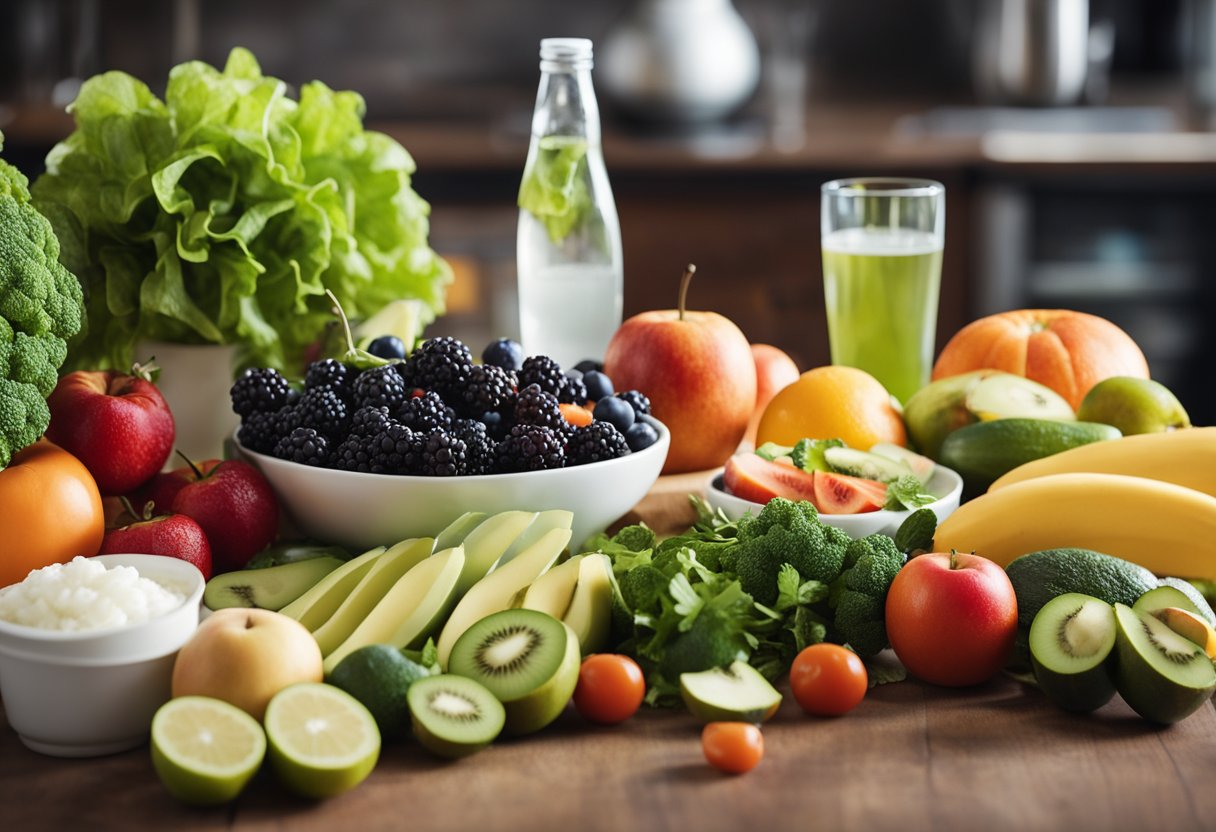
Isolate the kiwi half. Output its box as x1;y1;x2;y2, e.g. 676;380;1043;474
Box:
447;609;580;736
1113;603;1216;724
1029;593;1117;713
407;675;504;758
202;557;344;610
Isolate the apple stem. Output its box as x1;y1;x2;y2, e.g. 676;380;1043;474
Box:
130;358;160;384
949;549;959;570
678;264;696;323
175;449;205;481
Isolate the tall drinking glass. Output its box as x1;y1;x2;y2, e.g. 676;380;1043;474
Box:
820;178;945;404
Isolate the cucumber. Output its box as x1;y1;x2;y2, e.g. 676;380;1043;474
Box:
823;447;909;484
939;418;1121;496
1005;548;1157;673
1029;593;1117;713
870;443;936;486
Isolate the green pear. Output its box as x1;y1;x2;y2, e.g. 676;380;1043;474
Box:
903;370;1074;459
1077;377;1191;436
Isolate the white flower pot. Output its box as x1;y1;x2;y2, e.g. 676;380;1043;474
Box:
136;341;239;464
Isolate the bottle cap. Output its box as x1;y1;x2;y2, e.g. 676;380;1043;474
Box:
540;38;593;71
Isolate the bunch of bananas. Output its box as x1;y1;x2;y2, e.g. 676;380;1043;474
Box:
935;428;1216;579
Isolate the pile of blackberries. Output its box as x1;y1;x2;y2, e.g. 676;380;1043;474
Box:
231;337;660;476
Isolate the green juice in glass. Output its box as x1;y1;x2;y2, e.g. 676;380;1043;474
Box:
822;228;943;404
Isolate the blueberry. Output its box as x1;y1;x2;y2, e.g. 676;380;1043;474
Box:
593;396;634;432
482;338;524;372
624;420;659;452
368;335;406;361
574;359;603;374
582;370;615;402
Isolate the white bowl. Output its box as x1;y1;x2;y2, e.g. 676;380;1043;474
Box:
0;554;205;757
236;420;670;550
705;461;964;539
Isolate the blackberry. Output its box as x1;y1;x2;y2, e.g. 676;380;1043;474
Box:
237;410;279;454
495;424;566;472
517;355;565;398
567;421;631;466
420;430;469;477
479;410;509;441
453;419;494;475
582;370;614;402
230;368;290;418
459;363;516;417
399;390;454;433
514;383;566;432
273;427;331;467
333;434;376;473
305;359;350;394
406;336;473;397
368;424;420;475
482;338;524;372
297;386;349;438
559;372;588;405
270;404;303;439
353;365;408;412
616;389;651;416
350;405;394;438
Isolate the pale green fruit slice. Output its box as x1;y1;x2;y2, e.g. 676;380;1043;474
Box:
455;511;538;594
434;512;488;552
279;546;386;630
354;298;427;350
151;696;266;806
494;510;574;567
311;538;433;655
264;683;381;799
562;553;613;654
520;555;583;618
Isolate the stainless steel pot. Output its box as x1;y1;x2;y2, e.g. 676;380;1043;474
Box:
973;0;1090;106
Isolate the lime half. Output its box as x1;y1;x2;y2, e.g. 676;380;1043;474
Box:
151;696;266;806
264;683;381;799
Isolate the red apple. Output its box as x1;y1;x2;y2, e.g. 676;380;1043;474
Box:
170;458;278;573
885;551;1018;687
604;265;756;474
46;366;175;495
745;344;800;445
128;458;221;517
98;512;212;580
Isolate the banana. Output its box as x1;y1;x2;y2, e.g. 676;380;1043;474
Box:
934;472;1216;578
989;426;1216;497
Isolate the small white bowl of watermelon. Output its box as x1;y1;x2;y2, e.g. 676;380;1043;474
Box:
706;440;963;539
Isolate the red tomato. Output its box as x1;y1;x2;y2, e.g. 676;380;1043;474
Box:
812;471;886;514
701;722;764;774
789;644;868;716
573;654;645;725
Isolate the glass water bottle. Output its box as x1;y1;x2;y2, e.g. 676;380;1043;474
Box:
517;38;624;369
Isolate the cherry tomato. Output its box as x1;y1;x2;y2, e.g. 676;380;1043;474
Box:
572;654;645;725
701;722;764;774
789;644;868;716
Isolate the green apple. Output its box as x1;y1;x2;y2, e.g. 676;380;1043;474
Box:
1077;377;1191;436
903;370;1075;459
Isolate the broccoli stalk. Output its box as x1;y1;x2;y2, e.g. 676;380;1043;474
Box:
0;135;83;468
833;534;906;657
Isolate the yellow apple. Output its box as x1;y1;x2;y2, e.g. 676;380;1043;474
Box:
172;608;323;720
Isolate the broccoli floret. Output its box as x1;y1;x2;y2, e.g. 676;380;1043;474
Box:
729;498;849;607
612;524;656;553
0;142;83;468
620;564;668;614
834;533;906;656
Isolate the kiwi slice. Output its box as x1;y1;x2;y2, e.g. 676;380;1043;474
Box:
823;447;910;484
407;675;504;758
447;609;580;736
1113;603;1216;724
1028;593;1117;713
202;557;344;611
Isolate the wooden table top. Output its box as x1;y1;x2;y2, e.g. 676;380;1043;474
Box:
2;474;1215;832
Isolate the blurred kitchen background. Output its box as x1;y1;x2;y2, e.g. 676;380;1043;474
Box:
2;0;1214;421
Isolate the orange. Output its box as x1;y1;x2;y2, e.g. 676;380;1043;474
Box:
755;366;906;450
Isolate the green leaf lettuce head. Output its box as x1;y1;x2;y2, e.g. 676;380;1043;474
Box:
32;47;451;373
0;130;84;469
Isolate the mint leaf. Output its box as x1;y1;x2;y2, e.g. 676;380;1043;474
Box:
894;508;937;554
791;607;829;651
884;475;937;511
863;652;907;687
774;564;802;612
